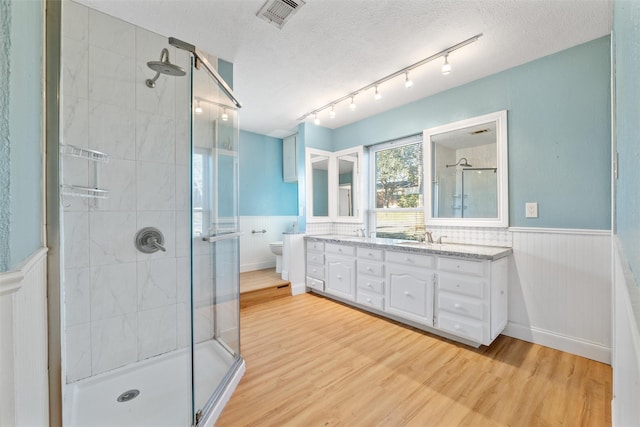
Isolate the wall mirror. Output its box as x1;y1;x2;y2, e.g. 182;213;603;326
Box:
424;110;508;227
335;146;363;222
306;146;364;223
306;148;331;220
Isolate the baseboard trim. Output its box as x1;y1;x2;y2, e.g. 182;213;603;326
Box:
290;282;307;296
503;321;611;364
0;247;48;295
240;261;275;273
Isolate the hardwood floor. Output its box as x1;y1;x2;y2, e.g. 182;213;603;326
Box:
240;268;291;309
218;293;612;427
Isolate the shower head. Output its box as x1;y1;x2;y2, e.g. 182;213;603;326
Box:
145;48;186;88
446;157;473;168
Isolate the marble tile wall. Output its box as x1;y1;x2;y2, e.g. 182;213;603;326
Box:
60;2;204;383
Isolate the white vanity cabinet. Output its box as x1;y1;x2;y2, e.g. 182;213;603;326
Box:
304;237;510;348
435;256;508;346
385;251;435;326
325;244;356;301
356;247;385;310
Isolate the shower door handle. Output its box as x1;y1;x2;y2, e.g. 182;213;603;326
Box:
203;231;243;243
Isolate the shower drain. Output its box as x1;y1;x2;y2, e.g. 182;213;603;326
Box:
116;389;140;403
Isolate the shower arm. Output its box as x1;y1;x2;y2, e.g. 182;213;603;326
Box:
169;37;242;109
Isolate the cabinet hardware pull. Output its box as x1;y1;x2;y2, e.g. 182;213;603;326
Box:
454;303;462;309
404;291;411;296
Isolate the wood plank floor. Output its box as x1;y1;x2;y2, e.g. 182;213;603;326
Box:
218;293;612;427
240;268;289;293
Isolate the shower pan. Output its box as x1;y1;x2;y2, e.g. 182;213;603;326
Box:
56;3;243;426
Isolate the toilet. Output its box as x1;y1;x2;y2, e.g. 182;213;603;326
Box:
269;241;283;273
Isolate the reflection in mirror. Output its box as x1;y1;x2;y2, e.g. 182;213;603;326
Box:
337;154;357;217
311;154;330;217
425;110;508;227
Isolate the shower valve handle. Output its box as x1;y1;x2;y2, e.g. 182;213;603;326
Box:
148;236;166;252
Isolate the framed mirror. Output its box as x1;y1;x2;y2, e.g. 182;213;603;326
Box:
306;148;331;221
424;110;508;227
335;146;363;222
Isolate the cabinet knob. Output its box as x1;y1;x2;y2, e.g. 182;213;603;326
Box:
367;283;372;288
367;267;372;271
405;257;412;263
337;275;342;280
454;303;462;309
454;324;462;331
404;291;411;297
367;298;372;303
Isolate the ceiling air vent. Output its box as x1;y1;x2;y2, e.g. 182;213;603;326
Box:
257;0;305;29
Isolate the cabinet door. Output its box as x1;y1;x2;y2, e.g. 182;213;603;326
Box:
325;255;356;301
385;265;434;326
283;134;297;182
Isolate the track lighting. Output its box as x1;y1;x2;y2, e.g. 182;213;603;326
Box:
374;85;382;100
221;108;228;121
195;100;203;114
441;55;451;75
349;96;357;111
404;71;413;88
296;33;482;124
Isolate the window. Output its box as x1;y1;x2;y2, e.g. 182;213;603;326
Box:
369;136;424;240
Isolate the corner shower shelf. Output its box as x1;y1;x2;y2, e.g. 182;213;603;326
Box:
61;144;109;163
61;185;109;199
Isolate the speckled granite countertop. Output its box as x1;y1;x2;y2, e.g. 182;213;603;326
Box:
304;234;512;261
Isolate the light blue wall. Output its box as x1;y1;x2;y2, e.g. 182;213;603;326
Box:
239;129;298;216
0;0;43;272
614;0;640;284
304;122;333;151
332;36;611;230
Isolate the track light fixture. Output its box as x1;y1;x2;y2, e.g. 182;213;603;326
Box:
441;55;451;75
329;105;336;118
314;113;320;125
297;33;482;124
349;96;357;111
404;71;413;88
374;85;382;100
195;100;203;114
221;108;229;121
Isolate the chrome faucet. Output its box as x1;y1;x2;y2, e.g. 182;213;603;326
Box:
436;235;447;244
356;228;366;237
425;231;434;243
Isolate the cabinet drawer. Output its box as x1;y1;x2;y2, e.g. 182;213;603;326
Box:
307;241;325;253
439;257;483;276
438;292;485;321
437;313;485;343
326;244;355;256
357;247;384;261
306;276;324;291
386;250;434;268
358;261;384;277
357;276;384;294
307;252;325;266
438;274;484;299
357;291;384;310
306;263;325;280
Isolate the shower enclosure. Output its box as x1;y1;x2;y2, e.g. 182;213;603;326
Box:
57;3;243;425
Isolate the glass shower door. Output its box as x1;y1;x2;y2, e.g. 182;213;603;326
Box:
190;55;241;424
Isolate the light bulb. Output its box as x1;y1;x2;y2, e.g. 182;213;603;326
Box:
194;100;203;114
404;72;413;88
221;108;228;121
374;85;382;100
442;55;451;75
329;105;336;119
349;96;357;111
313;113;320;125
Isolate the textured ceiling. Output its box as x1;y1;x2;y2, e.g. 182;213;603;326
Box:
75;0;612;138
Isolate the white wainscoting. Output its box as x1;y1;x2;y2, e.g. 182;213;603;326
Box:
0;247;50;427
505;228;612;363
611;238;640;426
239;216;298;272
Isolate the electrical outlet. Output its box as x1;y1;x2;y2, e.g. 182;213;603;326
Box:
525;202;538;218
